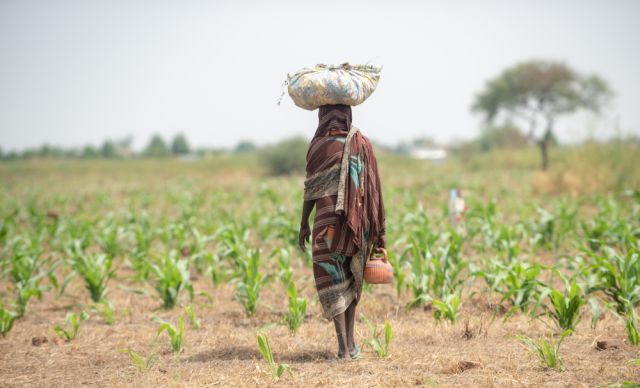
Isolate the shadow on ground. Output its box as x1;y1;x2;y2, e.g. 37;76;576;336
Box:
186;346;334;363
279;350;334;363
186;345;261;362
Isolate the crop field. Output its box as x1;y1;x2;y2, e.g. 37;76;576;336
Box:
0;144;639;387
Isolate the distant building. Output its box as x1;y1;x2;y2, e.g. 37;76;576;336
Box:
396;137;448;162
409;146;447;161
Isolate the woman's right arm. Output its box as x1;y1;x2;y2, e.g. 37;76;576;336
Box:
298;199;315;251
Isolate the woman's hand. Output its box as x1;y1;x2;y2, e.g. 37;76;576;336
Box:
375;235;386;251
298;200;315;251
299;222;311;251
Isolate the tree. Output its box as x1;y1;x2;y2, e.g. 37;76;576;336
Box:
144;134;169;157
472;60;612;170
101;140;118;158
234;140;256;153
171;133;190;155
81;145;99;158
39;144;52;158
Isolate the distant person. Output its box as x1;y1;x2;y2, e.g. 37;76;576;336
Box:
298;104;386;360
448;188;467;229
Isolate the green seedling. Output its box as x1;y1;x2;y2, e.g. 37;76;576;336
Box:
10;241;46;317
151;253;193;309
155;316;185;352
0;307;17;337
387;250;406;298
275;247;293;286
93;300;116;325
515;329;572;371
285;281;307;335
46;260;75;297
588;298;604;329
234;249;266;316
362;314;393;358
70;249;114;303
257;333;292;380
545;280;585;331
119;348;158;373
98;222;123;259
433;293;461;323
53;311;90;341
184;305;201;329
587;249;639;315
475;259;548;318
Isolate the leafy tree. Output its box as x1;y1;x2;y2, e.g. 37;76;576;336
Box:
171;134;190;155
472;60;612;170
144;134;169;157
81;145;99;158
234;140;256;153
5;151;19;160
38;144;52;158
101;140;118;158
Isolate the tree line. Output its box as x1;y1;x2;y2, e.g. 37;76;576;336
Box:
0;133;195;161
0;59;625;169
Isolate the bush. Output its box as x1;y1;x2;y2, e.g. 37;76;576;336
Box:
261;137;308;176
171;134;190;155
144;134;170;157
479;125;529;151
234;140;256;153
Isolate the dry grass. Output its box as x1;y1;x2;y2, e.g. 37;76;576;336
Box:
1;271;638;387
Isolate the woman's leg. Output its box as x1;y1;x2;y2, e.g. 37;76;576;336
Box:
333;312;349;358
345;299;357;353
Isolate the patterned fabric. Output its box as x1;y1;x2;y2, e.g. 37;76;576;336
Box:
305;107;385;319
303;164;340;201
287;63;381;111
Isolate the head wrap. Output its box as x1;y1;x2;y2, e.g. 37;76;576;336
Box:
314;104;352;139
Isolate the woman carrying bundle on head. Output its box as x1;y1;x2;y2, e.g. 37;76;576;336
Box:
298;104;386;360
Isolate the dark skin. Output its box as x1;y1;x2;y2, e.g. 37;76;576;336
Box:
299;199;381;358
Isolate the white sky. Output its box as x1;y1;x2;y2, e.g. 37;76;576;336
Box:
1;0;639;151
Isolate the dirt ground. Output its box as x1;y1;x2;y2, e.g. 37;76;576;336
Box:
1;270;638;388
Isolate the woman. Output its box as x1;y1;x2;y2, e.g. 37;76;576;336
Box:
298;104;386;360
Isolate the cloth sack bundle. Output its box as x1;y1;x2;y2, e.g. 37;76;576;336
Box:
286;63;381;111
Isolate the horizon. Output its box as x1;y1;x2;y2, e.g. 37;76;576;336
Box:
1;0;639;152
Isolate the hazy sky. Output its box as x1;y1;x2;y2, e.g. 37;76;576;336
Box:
1;0;639;151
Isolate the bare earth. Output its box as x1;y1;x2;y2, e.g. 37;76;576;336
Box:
1;272;638;387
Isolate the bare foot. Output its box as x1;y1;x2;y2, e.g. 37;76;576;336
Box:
337;351;350;359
